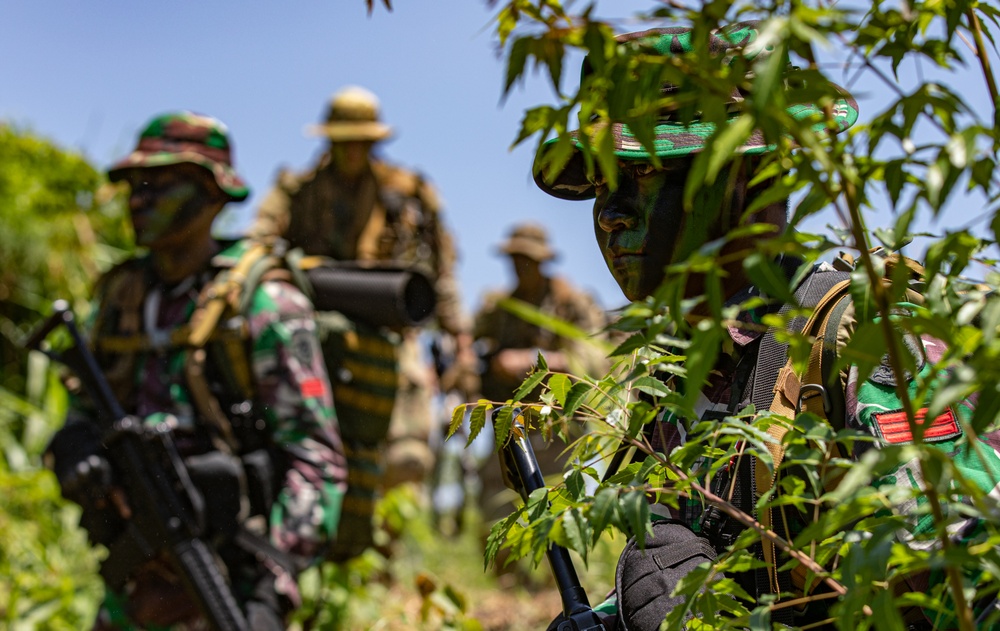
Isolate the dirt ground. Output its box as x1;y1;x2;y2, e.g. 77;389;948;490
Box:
470;587;563;631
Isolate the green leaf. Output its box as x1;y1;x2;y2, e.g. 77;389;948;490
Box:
565;468;585;501
589;488;619;540
548;373;570;406
705;115;755;184
620;489;651;541
467;399;492;447
535;349;549;372
563;381;593;417
448;402;467;439
513;370;548;401
492;405;515;451
743;252;797;305
504;37;530;96
631;375;670;398
561;508;591;560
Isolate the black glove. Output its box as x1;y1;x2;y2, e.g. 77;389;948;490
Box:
46;419;126;545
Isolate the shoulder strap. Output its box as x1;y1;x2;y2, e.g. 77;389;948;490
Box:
185;242;285;453
188;242;275;348
751;268;852;601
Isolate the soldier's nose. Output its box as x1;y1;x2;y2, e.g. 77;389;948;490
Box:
596;194;638;232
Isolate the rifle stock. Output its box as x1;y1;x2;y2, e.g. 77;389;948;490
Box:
27;300;249;631
500;409;607;631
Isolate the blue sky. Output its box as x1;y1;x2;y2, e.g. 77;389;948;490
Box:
2;2;993;316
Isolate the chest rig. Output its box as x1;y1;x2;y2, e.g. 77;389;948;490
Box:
91;242;291;455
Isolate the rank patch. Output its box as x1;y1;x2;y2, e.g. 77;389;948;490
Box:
301;377;328;398
873;407;961;444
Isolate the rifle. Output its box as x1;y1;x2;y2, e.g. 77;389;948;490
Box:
500;409;607;631
26;300;249;631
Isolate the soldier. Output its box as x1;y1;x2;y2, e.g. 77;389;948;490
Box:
474;222;607;403
45;112;347;630
252;86;476;491
532;21;996;631
473;222;607;574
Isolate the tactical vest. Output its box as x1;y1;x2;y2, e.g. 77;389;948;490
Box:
698;254;929;627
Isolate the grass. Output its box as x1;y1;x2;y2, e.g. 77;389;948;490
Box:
292;482;626;630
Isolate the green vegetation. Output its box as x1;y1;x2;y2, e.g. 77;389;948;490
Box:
6;0;1000;627
0;124;125;628
457;2;1000;630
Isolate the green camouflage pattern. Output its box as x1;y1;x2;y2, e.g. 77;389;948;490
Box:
534;21;860;201
68;239;346;630
107;111;250;201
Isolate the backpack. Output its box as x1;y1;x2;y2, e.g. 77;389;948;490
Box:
748;252;931;616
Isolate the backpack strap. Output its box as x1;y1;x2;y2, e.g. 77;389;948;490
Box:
750;269;852;604
188;241;274;348
184;242;283;453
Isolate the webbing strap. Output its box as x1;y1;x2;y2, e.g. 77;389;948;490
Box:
188;242;272;348
750;270;851;604
184;242;278;452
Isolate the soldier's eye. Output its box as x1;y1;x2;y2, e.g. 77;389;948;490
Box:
622;162;657;179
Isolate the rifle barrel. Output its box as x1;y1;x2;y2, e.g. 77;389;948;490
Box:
502;410;607;630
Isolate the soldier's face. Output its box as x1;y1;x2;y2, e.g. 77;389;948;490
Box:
331;140;373;177
592;157;747;301
127;164;223;248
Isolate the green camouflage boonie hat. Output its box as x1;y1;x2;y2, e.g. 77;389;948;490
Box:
107;111;250;201
535;21;860;201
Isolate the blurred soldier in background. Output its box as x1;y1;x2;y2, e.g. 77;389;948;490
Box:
46;112;347;630
251;86;477;496
473;222;608;574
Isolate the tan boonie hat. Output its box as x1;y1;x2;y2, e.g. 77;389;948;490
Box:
307;85;394;142
498;222;557;262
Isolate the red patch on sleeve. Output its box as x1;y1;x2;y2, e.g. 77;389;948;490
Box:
873;407;960;444
301;377;327;399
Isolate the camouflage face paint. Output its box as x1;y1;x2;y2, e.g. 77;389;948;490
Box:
592;159;747;301
128;166;219;247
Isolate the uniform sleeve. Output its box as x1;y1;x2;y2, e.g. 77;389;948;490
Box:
246;278;348;559
844;327;999;624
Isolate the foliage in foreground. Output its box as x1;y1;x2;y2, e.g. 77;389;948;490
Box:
457;1;1000;630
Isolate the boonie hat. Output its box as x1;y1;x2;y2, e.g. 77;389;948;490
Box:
107;111;249;202
535;21;860;201
498;222;557;262
307;86;394;142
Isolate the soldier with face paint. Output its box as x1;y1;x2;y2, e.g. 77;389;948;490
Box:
45;112;347;630
533;21;997;631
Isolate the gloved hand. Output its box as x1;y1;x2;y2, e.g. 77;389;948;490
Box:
59;453;114;507
46;419;130;545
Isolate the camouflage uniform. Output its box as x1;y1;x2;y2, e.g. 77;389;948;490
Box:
603;265;995;629
251;87;469;489
532;21;991;631
473;223;607;532
46;113;347;630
